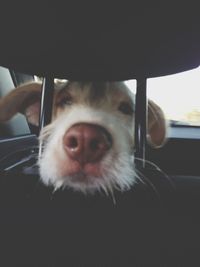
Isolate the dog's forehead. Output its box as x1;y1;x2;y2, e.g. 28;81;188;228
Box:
55;81;134;104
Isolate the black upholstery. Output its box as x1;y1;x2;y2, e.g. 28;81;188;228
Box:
1;169;200;266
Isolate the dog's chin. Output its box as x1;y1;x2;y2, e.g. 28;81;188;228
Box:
54;159;105;191
39;149;136;194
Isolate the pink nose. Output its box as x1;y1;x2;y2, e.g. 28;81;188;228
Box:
63;123;112;164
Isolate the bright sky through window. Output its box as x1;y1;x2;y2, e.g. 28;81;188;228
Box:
125;66;200;125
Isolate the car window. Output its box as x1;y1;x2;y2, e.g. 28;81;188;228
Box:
147;66;200;127
126;66;200;127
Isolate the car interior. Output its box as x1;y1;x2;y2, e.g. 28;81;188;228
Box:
0;3;200;266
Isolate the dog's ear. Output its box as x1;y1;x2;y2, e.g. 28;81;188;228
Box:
147;100;167;148
0;82;42;126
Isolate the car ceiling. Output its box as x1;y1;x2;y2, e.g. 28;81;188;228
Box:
0;2;200;80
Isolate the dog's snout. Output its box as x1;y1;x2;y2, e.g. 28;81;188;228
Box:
63;123;112;164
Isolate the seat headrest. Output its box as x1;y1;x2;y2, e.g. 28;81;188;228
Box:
0;3;200;79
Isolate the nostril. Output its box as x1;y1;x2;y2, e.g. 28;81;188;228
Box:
90;139;99;151
66;136;78;149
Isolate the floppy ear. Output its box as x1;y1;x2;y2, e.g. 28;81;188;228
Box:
147;100;167;148
0;82;42;126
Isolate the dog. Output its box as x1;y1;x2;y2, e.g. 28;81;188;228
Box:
0;81;167;195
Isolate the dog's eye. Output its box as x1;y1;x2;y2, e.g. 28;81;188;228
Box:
118;102;134;115
58;95;73;107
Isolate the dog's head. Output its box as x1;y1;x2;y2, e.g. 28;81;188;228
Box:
0;81;167;194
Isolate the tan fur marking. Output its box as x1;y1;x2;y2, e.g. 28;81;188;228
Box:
0;82;42;121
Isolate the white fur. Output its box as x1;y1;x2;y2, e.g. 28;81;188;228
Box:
39;104;136;194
